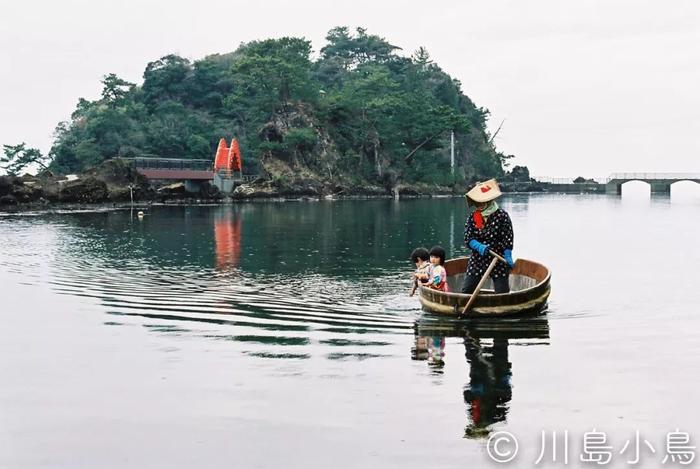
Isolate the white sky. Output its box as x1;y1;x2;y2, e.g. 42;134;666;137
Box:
1;0;699;177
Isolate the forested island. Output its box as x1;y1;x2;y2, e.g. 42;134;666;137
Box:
2;27;540;205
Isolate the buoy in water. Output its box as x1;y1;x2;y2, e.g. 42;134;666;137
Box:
137;211;144;218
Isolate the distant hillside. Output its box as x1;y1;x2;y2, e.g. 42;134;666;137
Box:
48;27;512;191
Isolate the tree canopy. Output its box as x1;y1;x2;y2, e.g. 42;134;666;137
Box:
1;143;49;176
46;27;510;186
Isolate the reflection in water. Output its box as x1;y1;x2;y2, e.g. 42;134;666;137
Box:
19;206;415;359
504;193;530;216
5;194;700;469
413;318;550;439
214;211;242;270
463;331;512;438
413;336;445;369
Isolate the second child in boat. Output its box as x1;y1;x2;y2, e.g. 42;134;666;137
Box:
427;246;449;292
409;247;432;296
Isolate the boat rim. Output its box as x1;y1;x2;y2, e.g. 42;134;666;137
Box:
421;257;551;299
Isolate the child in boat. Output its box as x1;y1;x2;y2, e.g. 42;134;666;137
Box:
427;246;449;292
410;247;432;296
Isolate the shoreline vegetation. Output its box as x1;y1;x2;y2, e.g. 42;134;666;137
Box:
1;26;603;212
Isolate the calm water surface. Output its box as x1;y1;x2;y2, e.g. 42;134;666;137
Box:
1;190;699;468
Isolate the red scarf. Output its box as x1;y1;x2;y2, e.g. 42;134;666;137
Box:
473;210;484;229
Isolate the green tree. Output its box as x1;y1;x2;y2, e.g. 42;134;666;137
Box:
284;127;317;164
142;55;193;105
46;26;511;185
224;37;317;124
100;73;135;106
1;143;51;175
321;27;400;68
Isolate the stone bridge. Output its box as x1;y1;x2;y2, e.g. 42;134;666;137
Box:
605;173;700;194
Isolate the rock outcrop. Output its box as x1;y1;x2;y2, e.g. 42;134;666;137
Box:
56;177;109;203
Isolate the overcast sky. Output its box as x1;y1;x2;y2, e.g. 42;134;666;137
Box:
1;0;699;177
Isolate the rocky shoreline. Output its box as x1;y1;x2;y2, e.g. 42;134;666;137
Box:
0;159;456;212
0;182;599;214
1;160;603;213
0;180;461;213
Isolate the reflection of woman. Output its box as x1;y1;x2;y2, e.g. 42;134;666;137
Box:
411;319;549;439
463;335;512;438
462;179;514;294
411;327;513;437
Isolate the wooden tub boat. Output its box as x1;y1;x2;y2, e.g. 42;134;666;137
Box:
418;257;551;317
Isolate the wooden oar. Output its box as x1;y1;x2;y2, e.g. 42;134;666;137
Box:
460;250;507;317
488;250;507;264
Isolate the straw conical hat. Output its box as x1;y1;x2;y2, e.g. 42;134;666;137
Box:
466;178;502;203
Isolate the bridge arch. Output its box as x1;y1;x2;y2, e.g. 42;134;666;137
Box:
670;180;700;200
619;180;651;197
669;179;700;186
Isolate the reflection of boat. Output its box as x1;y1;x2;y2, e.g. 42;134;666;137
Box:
418;257;551;317
414;318;551;342
413;317;550;439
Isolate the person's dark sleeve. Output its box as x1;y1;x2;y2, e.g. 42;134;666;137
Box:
496;211;514;252
464;214;474;246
